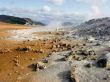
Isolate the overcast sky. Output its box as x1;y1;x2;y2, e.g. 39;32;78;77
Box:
0;0;110;19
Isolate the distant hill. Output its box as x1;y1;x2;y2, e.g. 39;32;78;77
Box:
75;17;110;40
0;15;45;26
62;22;74;27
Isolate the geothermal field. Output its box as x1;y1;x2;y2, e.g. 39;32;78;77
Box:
1;0;110;82
0;16;110;82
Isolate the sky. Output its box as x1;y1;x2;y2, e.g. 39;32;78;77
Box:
0;0;110;20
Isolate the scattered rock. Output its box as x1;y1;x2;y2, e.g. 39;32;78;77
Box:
16;46;31;52
67;44;72;50
77;49;88;56
28;61;46;71
30;58;35;60
15;63;20;67
33;49;44;53
39;49;44;53
96;53;110;68
13;59;19;63
0;48;11;53
65;55;73;61
84;63;92;68
13;59;20;67
71;60;110;82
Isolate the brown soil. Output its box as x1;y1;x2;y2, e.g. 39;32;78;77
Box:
0;39;55;82
0;22;29;38
0;22;28;30
0;32;11;37
0;23;52;82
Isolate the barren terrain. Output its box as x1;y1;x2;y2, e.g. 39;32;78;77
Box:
0;22;110;82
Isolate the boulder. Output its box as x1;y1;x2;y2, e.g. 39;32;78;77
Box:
28;61;46;71
77;49;88;56
96;53;110;68
16;46;31;52
71;60;110;82
36;62;46;70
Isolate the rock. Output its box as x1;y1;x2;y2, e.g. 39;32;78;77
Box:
15;70;18;73
96;53;110;68
84;63;92;68
26;73;30;76
39;49;44;53
13;59;20;67
52;48;58;52
65;55;73;61
95;43;101;46
82;43;86;46
71;67;80;82
42;59;48;63
13;59;19;63
30;58;35;60
14;56;19;58
77;49;88;56
15;63;20;67
91;55;97;60
52;45;57;49
16;46;31;52
71;60;110;82
61;43;67;47
0;48;11;53
106;68;110;71
52;45;57;51
67;44;72;50
36;62;46;70
56;44;60;48
28;61;46;71
88;50;96;56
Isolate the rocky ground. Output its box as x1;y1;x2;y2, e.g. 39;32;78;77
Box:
0;22;110;82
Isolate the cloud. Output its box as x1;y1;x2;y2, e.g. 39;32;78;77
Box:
75;0;108;5
0;7;38;18
0;6;62;19
41;5;51;12
47;0;64;5
75;0;108;19
87;5;101;19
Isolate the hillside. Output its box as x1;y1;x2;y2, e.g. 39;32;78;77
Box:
0;15;45;26
75;17;110;40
